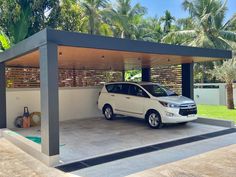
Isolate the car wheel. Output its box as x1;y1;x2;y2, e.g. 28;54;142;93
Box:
146;110;162;129
103;105;115;120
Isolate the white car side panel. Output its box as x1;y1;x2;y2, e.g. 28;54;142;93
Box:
118;95;145;115
98;83;198;124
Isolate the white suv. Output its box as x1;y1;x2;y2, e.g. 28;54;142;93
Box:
98;82;197;129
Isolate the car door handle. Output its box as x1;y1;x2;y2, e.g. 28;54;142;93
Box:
126;97;131;99
111;94;115;97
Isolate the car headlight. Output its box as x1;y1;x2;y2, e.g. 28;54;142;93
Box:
159;101;180;108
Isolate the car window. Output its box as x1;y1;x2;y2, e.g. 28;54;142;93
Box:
141;84;168;97
128;84;149;98
121;84;129;94
106;84;129;94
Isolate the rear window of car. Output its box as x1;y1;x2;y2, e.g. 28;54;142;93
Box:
105;84;129;94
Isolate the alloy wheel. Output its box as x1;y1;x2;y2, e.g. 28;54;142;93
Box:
105;107;113;119
148;113;160;127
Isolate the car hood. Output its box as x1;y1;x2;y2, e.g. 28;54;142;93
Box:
155;96;195;105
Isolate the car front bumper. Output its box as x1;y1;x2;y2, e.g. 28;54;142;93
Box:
162;115;198;123
161;107;198;123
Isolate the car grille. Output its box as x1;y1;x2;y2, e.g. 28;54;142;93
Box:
179;104;197;116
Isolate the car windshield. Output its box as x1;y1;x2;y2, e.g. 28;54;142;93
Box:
141;84;178;97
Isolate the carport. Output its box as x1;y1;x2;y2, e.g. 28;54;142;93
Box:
0;28;232;165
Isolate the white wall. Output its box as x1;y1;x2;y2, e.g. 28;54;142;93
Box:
6;87;103;129
194;83;236;105
194;88;220;105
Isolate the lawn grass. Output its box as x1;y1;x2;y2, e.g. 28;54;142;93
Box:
197;105;236;123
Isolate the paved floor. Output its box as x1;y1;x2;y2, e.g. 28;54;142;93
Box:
2;124;236;177
0;137;77;177
72;132;236;177
127;144;236;177
13;117;227;163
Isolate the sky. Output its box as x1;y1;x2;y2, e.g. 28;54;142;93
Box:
130;0;235;20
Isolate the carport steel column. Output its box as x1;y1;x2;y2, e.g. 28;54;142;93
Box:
182;63;194;99
0;62;6;128
40;42;59;156
142;68;151;82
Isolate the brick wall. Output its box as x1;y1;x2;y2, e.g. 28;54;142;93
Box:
151;65;182;94
6;67;123;88
6;66;182;94
6;67;40;88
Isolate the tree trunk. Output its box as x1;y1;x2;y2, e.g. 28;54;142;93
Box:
226;83;234;109
202;64;205;84
121;31;125;39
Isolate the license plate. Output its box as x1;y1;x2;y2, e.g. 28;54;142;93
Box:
187;114;195;117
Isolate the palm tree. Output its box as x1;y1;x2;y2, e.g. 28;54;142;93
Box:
162;0;236;82
160;10;175;34
135;17;163;42
81;0;108;35
162;0;236;109
211;58;236;109
176;17;194;30
105;0;147;39
162;0;236;49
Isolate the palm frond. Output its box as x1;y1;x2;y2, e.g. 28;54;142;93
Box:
222;14;236;30
129;3;147;18
211;59;236;83
212;36;232;50
219;30;236;43
161;30;196;44
191;33;213;48
182;0;199;17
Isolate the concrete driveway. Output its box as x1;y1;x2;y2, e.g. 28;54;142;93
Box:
127;144;236;177
0;137;76;177
13;117;228;164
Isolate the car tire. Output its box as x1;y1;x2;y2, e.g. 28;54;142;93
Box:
103;105;115;120
146;110;162;129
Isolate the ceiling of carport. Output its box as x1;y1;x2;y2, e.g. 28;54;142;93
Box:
5;46;223;71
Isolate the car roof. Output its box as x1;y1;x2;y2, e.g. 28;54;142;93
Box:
105;82;160;86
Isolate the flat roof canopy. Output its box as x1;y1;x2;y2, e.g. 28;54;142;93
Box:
0;28;232;70
0;28;233;160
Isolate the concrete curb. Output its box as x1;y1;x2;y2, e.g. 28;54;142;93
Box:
2;129;59;166
194;117;235;128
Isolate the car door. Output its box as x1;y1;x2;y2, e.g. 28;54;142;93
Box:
108;83;129;114
121;84;149;117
